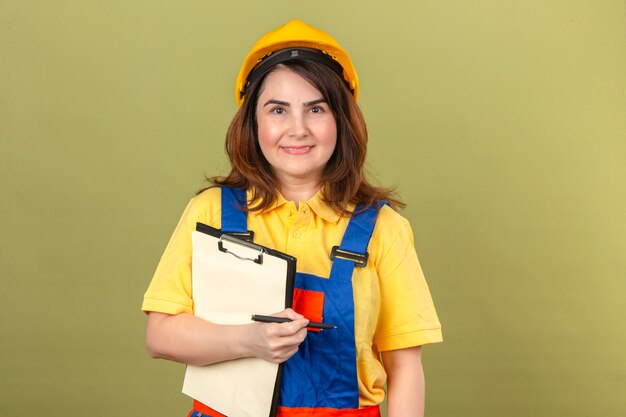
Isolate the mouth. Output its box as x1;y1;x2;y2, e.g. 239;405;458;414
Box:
280;145;315;154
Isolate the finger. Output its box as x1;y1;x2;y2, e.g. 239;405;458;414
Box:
280;346;300;363
275;318;309;336
275;308;304;320
271;345;300;364
281;326;308;348
265;326;307;352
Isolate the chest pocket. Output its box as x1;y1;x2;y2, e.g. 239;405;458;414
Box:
292;288;325;332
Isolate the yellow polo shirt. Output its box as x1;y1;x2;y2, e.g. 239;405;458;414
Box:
142;187;442;406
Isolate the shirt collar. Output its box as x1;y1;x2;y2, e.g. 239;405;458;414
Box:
249;188;342;224
305;190;342;224
255;189;289;212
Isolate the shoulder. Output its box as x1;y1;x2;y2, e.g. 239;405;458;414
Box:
181;186;222;228
374;205;413;240
368;205;415;259
192;186;222;206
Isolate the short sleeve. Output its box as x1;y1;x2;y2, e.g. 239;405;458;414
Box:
372;207;443;351
141;188;221;315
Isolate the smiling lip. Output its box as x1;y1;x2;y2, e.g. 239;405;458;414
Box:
281;145;315;155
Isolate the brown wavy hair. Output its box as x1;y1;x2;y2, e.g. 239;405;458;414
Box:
202;60;404;214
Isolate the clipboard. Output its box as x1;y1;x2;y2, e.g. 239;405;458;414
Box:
182;222;296;417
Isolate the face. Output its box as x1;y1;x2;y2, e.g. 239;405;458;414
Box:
255;67;337;187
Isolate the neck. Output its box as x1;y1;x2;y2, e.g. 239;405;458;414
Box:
277;177;321;206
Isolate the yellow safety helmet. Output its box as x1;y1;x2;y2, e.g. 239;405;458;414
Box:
235;19;359;107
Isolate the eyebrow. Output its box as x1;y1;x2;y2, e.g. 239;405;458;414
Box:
263;98;326;107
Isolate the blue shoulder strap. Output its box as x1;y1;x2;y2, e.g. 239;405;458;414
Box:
220;187;248;233
329;201;388;282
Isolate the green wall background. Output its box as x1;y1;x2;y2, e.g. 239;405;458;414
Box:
1;1;625;416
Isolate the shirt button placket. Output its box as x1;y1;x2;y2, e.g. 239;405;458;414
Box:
289;205;309;256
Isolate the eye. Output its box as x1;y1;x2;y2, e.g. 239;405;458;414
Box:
271;107;286;115
310;106;324;114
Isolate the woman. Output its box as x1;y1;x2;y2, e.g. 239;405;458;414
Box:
143;19;442;417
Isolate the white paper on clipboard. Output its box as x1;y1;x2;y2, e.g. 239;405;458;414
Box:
183;223;295;417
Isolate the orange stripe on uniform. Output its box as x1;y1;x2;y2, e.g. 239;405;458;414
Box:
191;400;228;417
277;405;380;417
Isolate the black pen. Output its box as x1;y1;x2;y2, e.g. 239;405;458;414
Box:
251;314;336;330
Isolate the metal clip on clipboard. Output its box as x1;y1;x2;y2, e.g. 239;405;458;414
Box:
218;234;265;264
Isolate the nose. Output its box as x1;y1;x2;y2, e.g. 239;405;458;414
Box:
288;113;308;138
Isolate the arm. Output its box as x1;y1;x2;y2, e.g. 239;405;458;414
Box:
145;309;309;366
382;346;425;417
